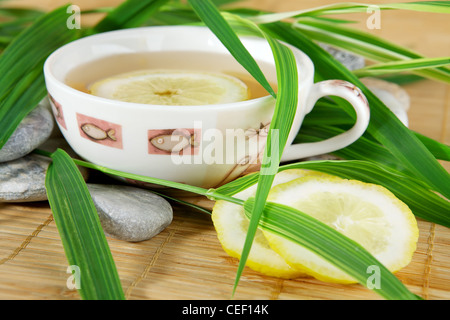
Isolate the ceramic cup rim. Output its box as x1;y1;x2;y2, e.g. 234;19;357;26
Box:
43;25;315;112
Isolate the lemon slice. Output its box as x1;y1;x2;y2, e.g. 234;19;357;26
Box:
264;175;419;284
89;69;249;105
212;169;333;279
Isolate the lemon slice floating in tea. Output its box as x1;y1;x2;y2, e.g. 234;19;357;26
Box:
211;169;332;279
262;175;419;284
89;69;249;105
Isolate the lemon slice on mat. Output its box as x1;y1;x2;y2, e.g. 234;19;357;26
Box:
89;69;249;105
264;175;419;284
212;169;333;279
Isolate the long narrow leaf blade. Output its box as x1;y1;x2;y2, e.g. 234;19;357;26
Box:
413;132;450;161
93;0;169;32
0;69;46;148
216;159;450;228
45;149;125;300
233;35;298;295
296;125;404;170
263;22;450;199
281;160;450;228
0;6;80;148
188;0;276;97
353;57;450;78
292;18;450;83
248;1;450;24
244;198;421;300
0;6;74;100
300;99;450;161
187;0;300;295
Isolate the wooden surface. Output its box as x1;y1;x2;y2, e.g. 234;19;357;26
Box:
0;0;449;300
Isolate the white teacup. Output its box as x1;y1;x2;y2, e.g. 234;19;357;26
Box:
44;26;370;188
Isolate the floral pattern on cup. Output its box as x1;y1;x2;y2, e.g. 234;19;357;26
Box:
48;94;67;130
148;128;200;155
77;113;123;149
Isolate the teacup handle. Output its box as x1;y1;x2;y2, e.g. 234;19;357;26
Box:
281;80;370;162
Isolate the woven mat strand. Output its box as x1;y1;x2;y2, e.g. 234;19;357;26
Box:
0;201;449;300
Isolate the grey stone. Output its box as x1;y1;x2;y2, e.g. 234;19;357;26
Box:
361;77;410;126
87;184;173;242
0;154;51;202
320;43;366;71
0;99;54;163
39;136;89;161
301;153;342;162
0;139;89;202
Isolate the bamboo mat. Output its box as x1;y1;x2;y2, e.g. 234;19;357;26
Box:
0;197;449;300
0;0;449;300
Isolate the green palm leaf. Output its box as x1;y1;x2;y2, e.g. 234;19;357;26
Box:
187;0;276;97
353;57;450;78
216;159;450;228
45;149;125;300
300;99;450;162
94;0;170;32
0;6;80;148
248;1;450;24
293;18;450;83
41;149;423;300
244;198;421;300
262;22;450;200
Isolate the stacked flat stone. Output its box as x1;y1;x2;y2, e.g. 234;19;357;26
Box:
0;98;174;242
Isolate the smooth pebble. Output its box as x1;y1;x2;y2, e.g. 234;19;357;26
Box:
0;100;54;163
361;77;410;126
87;184;173;242
0;138;89;202
320;43;366;71
0;154;52;202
